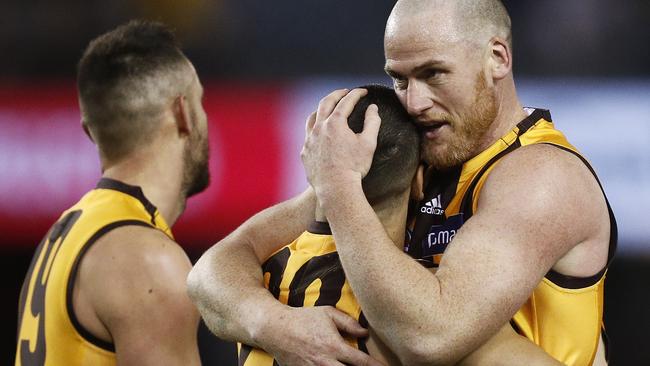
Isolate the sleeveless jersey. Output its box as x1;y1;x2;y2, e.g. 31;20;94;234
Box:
15;178;174;366
407;109;617;365
238;221;367;366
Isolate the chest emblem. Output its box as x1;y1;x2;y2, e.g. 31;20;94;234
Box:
411;213;465;259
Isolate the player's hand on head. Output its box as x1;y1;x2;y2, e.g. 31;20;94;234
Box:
301;88;381;197
257;305;384;366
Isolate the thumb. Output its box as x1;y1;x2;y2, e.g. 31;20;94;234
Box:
326;307;369;338
361;104;381;147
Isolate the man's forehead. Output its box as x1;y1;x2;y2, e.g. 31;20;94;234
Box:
384;30;464;76
385;7;461;49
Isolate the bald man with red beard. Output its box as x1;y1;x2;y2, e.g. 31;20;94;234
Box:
189;1;614;365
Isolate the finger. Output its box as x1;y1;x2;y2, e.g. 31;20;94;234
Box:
360;104;381;143
305;111;317;135
325;307;369;338
317;89;350;124
337;344;386;366
330;88;368;121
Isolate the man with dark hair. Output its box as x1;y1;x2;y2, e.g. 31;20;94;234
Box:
191;87;563;366
236;84;420;365
16;20;206;365
189;0;613;365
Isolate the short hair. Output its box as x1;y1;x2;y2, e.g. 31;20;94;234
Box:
348;85;420;204
454;0;512;49
77;20;190;162
392;0;512;50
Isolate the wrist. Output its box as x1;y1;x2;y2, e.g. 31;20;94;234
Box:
312;170;361;193
315;174;361;197
315;177;365;214
247;298;291;348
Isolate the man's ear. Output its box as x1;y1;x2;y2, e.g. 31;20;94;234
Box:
173;95;192;135
487;36;511;81
410;164;425;202
81;120;95;143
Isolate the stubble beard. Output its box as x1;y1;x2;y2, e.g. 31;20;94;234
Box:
182;129;210;199
421;72;498;170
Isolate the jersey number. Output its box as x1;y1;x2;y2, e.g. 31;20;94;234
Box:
238;247;347;366
17;210;81;365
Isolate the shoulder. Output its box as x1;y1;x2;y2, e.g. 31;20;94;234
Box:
482;143;604;207
488;143;604;199
78;225;194;324
477;143;608;252
82;225;191;281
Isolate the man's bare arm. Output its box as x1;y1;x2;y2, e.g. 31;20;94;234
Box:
322;147;605;365
302;89;608;365
187;188;316;343
75;226;201;365
459;324;564;366
187;188;382;366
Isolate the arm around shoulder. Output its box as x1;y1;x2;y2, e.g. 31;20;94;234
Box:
418;144;607;362
186;188;316;344
321;144;606;365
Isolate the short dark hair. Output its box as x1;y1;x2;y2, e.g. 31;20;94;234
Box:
77;20;190;161
348;85;420;204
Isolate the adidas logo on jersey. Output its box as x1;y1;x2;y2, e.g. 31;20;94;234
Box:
420;194;444;215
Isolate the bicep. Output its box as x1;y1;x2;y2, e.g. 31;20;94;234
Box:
113;301;200;366
217;188;316;261
88;228;200;365
434;146;593;348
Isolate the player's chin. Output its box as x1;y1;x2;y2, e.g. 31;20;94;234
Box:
420;143;464;170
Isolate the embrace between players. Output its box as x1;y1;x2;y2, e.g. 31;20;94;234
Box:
16;0;615;365
190;1;614;364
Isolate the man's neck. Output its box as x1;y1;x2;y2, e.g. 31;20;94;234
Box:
478;82;528;153
101;148;185;226
315;191;410;248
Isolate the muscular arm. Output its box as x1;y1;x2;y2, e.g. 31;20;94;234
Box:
187;188;382;365
320;145;605;365
187;188;316;344
303;90;608;365
75;226;200;365
459;324;563;366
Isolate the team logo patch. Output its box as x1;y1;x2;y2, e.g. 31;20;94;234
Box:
420;194;444;215
419;214;464;257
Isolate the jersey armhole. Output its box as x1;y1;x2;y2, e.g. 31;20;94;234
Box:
463;141;617;289
540;143;618;289
65;220;154;353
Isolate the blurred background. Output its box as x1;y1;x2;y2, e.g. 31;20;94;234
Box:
2;0;648;364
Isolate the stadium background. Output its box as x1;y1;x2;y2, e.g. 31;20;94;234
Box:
2;0;648;364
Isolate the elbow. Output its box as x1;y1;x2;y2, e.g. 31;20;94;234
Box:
186;255;209;305
185;256;220;326
185;264;202;304
185;262;230;339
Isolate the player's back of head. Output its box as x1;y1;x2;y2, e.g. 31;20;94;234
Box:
348;85;420;205
77;20;193;162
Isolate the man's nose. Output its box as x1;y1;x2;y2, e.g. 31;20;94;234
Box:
405;80;433;117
